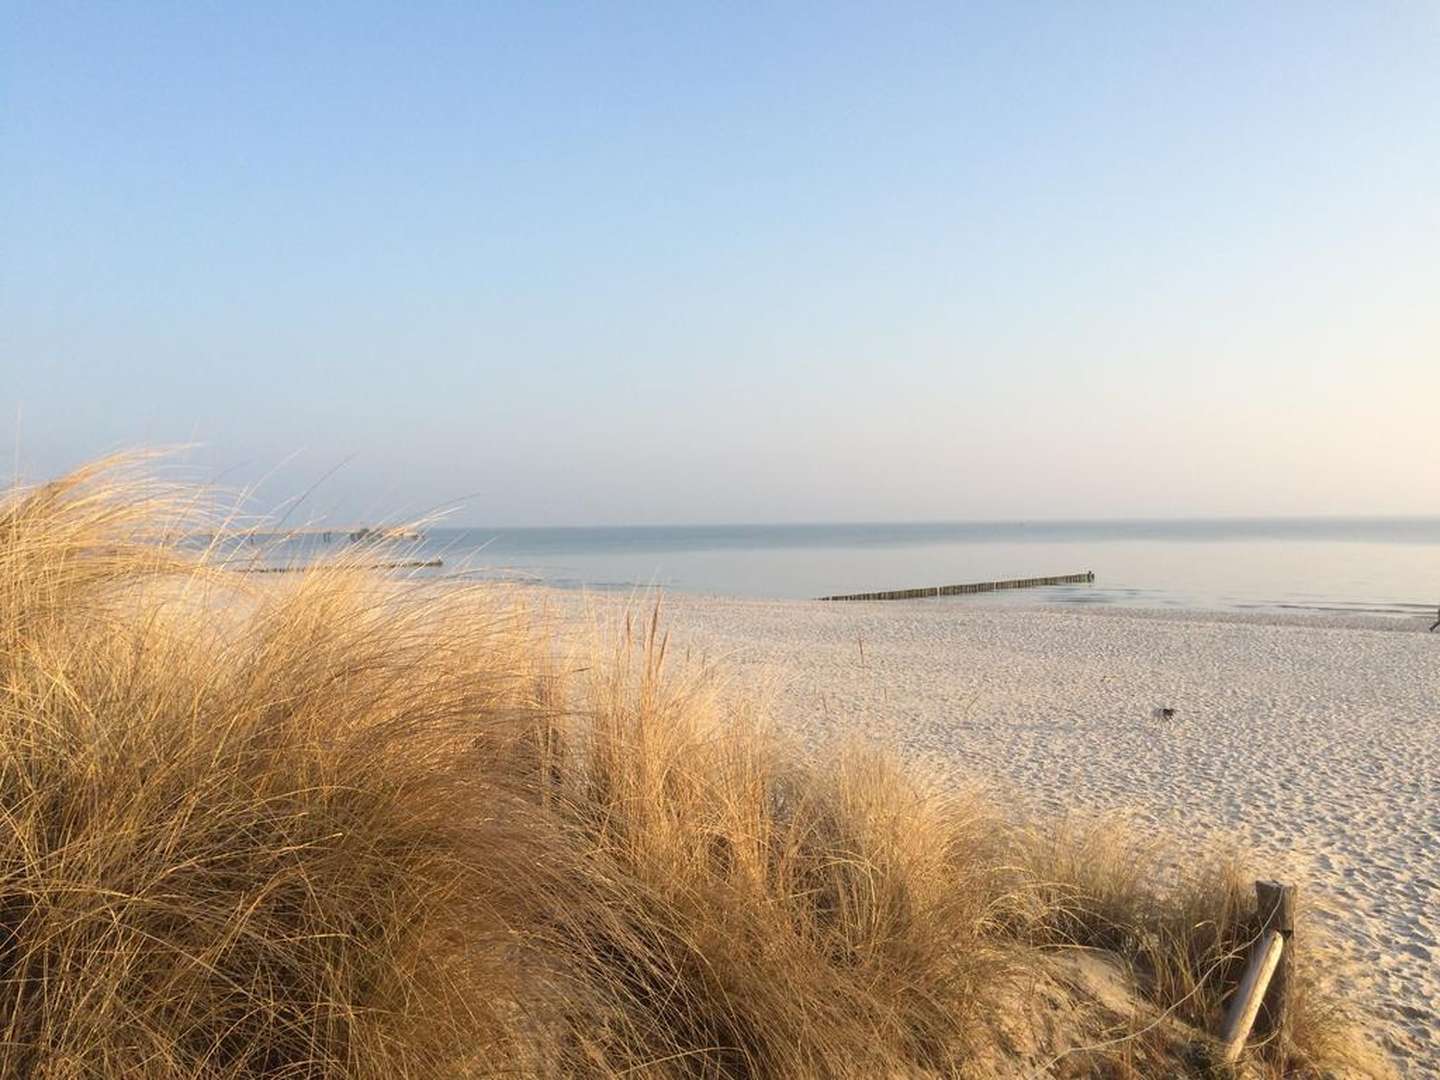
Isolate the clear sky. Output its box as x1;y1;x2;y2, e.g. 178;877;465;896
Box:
4;3;1437;525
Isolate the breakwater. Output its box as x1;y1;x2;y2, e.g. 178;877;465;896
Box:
819;571;1094;602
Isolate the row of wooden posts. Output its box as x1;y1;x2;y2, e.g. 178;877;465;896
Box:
818;571;1095;602
232;558;443;574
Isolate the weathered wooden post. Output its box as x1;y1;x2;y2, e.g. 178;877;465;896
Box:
1254;880;1297;1049
1217;880;1296;1063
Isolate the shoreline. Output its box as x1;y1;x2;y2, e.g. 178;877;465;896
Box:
541;588;1437;1072
525;580;1439;633
434;563;1440;628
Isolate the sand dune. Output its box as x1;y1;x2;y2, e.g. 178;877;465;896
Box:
579;594;1437;1073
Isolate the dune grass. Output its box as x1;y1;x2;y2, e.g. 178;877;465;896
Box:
0;457;1390;1077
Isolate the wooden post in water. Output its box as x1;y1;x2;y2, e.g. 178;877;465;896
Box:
818;571;1094;602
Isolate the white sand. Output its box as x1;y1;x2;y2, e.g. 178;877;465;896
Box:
577;593;1438;1074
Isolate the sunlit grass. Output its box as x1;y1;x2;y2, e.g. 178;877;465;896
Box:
0;456;1390;1077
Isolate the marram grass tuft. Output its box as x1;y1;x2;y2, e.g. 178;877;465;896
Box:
0;457;1391;1078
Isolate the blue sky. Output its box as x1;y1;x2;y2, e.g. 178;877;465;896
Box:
4;3;1437;524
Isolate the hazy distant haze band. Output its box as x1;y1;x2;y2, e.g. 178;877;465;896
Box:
419;517;1440;555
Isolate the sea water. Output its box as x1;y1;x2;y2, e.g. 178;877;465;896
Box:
224;518;1440;620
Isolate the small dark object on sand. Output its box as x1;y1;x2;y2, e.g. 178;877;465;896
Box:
1431;605;1440;632
1152;706;1177;721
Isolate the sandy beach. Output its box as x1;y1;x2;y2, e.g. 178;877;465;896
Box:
572;593;1437;1073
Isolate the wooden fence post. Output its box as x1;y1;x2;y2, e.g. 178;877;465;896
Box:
1218;931;1284;1063
1254;880;1297;1049
1217;880;1297;1064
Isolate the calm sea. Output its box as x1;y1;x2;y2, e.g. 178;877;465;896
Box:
232;519;1440;620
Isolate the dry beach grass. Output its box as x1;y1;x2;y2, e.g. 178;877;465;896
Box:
0;456;1393;1077
620;589;1437;1074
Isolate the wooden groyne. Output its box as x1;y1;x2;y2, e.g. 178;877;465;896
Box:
233;558;443;575
818;571;1094;602
223;526;426;545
